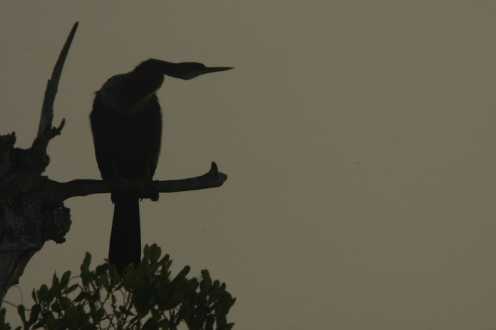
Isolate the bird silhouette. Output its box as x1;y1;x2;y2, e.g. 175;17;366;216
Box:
90;59;232;271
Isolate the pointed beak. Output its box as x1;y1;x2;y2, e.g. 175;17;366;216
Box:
200;66;234;75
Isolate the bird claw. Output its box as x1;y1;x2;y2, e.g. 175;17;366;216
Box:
140;181;159;202
109;177;159;201
147;189;160;202
110;177;130;191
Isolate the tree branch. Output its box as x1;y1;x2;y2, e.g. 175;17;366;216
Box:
31;22;78;168
43;162;227;203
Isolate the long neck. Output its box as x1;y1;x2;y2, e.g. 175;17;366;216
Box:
133;59;190;79
124;69;164;105
99;68;164;115
134;59;175;72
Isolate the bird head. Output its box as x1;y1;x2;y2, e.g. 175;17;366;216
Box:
168;62;233;80
134;59;233;80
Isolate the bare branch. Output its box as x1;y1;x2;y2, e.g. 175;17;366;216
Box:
43;162;227;203
32;22;78;156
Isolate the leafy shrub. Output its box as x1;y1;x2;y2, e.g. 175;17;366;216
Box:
0;244;235;329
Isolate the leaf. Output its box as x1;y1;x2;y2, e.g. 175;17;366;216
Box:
0;308;7;323
157;318;173;329
205;315;215;330
51;301;61;313
119;306;134;316
109;264;121;286
28;304;41;326
31;289;38;304
95;264;107;276
200;270;212;292
81;252;91;273
59;297;73;310
74;291;87;302
80;253;92;289
149;244;161;263
60;271;71;288
94;307;105;321
133;288;153;315
143;317;159;330
51;273;60;294
172;266;191;284
38;284;49;302
17;305;26;324
143;244;150;259
64;284;79;294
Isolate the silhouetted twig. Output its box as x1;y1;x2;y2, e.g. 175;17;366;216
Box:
31;22;78;171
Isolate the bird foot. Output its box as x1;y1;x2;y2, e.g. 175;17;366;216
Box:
140;181;159;202
109;177;134;203
109;178;158;201
110;177;132;192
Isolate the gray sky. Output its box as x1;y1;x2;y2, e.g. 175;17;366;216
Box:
3;1;496;329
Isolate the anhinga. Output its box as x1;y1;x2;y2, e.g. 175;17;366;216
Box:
90;59;232;271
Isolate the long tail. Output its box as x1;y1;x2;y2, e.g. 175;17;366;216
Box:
109;195;141;271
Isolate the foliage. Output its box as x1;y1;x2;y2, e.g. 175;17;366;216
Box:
0;244;236;329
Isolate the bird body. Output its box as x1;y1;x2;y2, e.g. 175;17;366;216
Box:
90;59;232;271
90;70;163;271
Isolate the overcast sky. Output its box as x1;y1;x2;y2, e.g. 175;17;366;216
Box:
3;1;496;329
